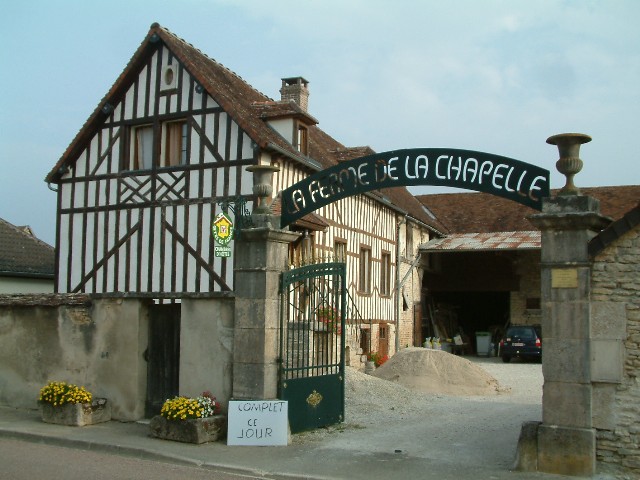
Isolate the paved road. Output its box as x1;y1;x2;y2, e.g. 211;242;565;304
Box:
0;438;275;480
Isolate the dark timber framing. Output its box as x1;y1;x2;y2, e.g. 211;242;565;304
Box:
52;42;255;298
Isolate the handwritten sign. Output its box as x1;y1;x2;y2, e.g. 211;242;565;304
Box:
227;400;288;446
280;148;550;227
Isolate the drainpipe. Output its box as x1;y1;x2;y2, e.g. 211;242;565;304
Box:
395;216;407;354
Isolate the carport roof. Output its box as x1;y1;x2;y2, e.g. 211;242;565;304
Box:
419;231;540;252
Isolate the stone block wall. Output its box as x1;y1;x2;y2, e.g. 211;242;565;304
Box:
591;225;640;476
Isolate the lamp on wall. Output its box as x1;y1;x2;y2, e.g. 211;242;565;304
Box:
101;103;114;115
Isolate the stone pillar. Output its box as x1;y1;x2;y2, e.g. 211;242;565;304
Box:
232;215;299;400
527;134;610;476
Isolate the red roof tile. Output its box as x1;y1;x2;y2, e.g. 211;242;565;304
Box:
417;185;640;234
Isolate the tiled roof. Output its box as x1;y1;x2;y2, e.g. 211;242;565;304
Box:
45;23;442;234
589;202;640;256
251;100;318;124
420;231;540;252
269;196;328;232
417;185;640;234
0;218;55;278
330;146;376;163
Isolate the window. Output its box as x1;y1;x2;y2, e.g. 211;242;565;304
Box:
380;252;391;296
359;246;372;294
379;325;387;339
127;120;188;171
160;65;178;92
297;124;308;155
131;125;154;170
334;240;347;263
162;121;187;167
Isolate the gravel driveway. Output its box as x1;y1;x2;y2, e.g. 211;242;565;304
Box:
295;355;544;472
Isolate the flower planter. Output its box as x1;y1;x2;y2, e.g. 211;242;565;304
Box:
40;398;111;426
149;414;227;444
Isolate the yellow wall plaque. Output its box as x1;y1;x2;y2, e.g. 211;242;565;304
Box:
551;268;578;288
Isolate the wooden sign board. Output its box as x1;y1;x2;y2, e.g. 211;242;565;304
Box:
227;400;288;446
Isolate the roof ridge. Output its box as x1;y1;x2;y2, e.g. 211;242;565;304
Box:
0;217;53;250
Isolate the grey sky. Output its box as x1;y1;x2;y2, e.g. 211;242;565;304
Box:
1;0;638;245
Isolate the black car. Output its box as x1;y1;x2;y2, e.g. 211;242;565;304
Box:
499;325;542;363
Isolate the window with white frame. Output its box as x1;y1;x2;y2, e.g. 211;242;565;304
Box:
297;124;308;155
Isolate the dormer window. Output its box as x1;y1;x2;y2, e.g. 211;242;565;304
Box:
297;124;308;155
126;120;188;171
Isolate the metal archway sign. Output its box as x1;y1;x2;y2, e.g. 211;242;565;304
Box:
280;148;549;228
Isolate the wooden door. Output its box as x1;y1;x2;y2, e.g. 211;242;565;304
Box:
145;303;181;417
378;324;389;357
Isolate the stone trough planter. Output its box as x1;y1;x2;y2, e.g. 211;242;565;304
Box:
149;415;227;444
40;398;111;426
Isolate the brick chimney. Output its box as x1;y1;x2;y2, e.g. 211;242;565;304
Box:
280;77;309;111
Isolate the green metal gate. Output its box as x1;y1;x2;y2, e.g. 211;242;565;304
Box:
279;262;346;433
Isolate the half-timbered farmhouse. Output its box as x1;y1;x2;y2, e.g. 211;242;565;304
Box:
45;23;441;375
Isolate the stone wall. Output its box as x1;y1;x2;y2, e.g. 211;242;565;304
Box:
0;295;236;420
592;225;640;476
0;295;148;420
510;250;542;326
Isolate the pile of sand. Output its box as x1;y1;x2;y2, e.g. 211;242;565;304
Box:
371;347;504;396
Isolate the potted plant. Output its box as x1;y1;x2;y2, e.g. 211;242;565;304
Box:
315;306;342;334
38;381;111;426
149;391;227;444
367;351;389;368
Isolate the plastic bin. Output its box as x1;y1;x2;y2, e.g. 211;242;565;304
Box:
475;331;491;356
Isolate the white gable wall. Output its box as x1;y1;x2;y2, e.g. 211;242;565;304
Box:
55;44;255;296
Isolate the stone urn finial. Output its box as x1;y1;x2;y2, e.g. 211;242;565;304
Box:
546;133;591;196
246;164;280;214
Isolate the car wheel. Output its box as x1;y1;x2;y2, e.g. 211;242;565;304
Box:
502;355;511;363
